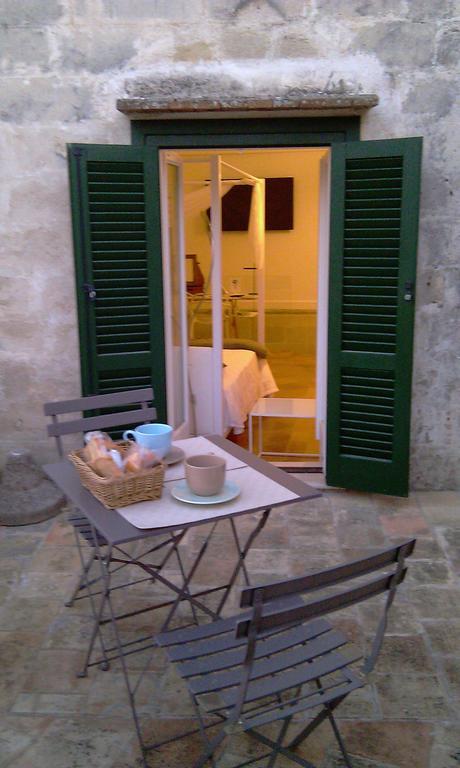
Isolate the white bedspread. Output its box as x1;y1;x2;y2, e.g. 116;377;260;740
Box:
223;349;278;433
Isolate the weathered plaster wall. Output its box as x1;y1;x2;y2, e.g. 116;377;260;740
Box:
0;0;458;487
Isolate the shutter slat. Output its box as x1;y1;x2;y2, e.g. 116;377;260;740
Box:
345;259;399;268
341;418;394;431
346;198;402;209
346;157;403;169
345;189;403;200
341;405;394;417
90;213;145;222
344;249;400;256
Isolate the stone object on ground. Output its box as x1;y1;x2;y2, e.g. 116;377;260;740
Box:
0;449;65;526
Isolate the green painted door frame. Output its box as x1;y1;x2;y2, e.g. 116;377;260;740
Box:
129;115;360;426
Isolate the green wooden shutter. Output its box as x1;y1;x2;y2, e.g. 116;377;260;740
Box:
326;137;422;496
67;144;166;421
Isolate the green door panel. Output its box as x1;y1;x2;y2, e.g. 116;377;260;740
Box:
326;137;423;496
67;144;166;421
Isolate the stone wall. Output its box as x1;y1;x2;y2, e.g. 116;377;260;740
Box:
0;0;458;487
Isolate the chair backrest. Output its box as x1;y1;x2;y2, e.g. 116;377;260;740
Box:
44;387;156;457
236;539;416;653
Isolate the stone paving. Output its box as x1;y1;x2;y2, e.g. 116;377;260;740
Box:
0;487;459;768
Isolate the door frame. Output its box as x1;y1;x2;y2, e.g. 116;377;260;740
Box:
132;116;360;446
159;152;191;437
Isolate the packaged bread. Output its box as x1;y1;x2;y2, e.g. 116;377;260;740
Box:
90;456;124;479
83;431;118;464
124;444;161;473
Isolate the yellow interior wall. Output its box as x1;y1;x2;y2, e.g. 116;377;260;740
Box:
182;148;328;310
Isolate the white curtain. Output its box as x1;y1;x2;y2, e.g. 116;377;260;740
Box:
183;181;235;217
249;178;265;270
249;179;266;343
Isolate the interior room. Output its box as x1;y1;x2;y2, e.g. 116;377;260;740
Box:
164;147;329;464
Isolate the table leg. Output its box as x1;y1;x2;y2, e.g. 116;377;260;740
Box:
229;517;251;586
74;528;110;677
65;527;97;607
248;412;253;454
161;522;220;631
90;526;148;766
78;532;187;675
215;508;271;616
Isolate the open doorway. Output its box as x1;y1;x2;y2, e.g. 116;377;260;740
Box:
161;146;330;469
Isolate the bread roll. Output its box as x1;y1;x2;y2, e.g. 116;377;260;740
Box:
124;454;143;473
90;457;123;478
124;446;159;473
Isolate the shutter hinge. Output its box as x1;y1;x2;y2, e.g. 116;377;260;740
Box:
83;283;97;301
403;281;414;302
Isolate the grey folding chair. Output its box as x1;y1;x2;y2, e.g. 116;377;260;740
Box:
154;539;416;768
44;388;188;675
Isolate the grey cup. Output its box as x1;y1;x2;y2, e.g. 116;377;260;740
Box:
185;454;226;496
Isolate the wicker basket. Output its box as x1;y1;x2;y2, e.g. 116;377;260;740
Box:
68;441;165;509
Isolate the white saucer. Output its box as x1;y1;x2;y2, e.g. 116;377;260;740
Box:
170;480;240;505
163;446;185;466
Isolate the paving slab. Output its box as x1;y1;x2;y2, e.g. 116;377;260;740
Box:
0;488;458;768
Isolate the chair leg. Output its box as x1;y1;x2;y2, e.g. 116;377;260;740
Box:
246;728;317;768
266;718;293;768
77;553;111;677
287;706;332;751
192;728;227;768
326;709;353;768
65;547;97;607
65;523;94;607
286;694;353;768
192;695;218;768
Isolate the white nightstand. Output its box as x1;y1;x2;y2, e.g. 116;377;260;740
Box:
248;397;318;458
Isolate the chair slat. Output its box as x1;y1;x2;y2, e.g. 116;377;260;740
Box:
242;678;363;730
157;612;250;649
44;387;154;416
240;539;416;607
178;619;331;677
189;629;347;695
236;569;407;639
220;649;362;707
160;599;306;663
167;623;299;663
46;407;157;438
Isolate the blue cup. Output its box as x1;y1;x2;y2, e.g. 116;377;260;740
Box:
122;423;173;459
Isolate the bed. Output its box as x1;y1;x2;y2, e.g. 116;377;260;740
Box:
188;346;278;436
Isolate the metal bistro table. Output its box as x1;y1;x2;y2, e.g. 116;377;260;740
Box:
44;434;320;763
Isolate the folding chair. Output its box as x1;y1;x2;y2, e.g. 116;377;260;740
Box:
154;538;416;768
44;388;188;675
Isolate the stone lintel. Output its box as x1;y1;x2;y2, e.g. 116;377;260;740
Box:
116;93;379;120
